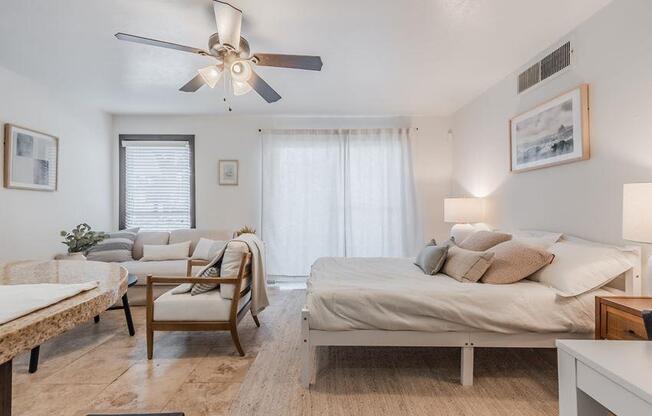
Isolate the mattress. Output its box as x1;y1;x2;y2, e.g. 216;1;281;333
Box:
306;257;620;333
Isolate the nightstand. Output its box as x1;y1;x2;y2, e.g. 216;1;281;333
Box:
594;296;652;340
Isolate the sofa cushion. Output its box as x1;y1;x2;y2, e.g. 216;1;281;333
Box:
141;241;191;261
169;229;231;255
86;228;139;263
133;231;170;260
154;289;251;321
120;260;189;284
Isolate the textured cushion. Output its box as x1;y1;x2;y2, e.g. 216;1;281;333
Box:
458;231;512;251
133;231;170;260
154;289;251;321
191;265;221;296
528;240;636;297
120;260;190;284
169;229;230;255
191;238;227;260
86;228;139;262
414;238;454;275
141;241;191;261
442;245;495;283
220;241;250;299
481;241;554;284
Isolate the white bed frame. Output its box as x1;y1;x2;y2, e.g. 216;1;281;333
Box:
300;247;641;387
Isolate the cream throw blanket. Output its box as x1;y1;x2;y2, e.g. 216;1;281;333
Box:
0;282;99;325
196;234;269;315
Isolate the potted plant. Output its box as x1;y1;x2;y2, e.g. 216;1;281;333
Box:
60;223;107;260
233;225;256;238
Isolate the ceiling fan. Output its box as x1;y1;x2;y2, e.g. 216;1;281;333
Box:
115;0;323;103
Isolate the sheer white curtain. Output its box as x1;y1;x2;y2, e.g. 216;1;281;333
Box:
262;128;419;276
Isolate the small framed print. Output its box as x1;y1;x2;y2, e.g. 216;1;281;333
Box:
4;124;59;191
219;160;239;186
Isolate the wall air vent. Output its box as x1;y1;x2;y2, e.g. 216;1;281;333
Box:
517;41;572;94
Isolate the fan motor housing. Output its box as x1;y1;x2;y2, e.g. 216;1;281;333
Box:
209;32;250;58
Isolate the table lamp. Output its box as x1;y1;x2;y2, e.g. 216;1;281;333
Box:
444;197;485;243
622;183;652;295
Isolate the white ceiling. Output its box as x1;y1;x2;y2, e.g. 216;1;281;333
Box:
0;0;612;116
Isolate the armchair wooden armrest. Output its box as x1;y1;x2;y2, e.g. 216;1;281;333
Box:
186;258;211;275
146;275;240;286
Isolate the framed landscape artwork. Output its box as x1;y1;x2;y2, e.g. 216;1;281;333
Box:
219;159;239;185
4;124;58;191
510;84;590;173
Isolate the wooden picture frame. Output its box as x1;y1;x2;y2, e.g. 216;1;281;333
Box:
4;124;59;191
510;84;590;173
219;160;239;186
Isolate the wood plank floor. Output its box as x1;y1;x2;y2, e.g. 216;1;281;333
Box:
11;289;561;415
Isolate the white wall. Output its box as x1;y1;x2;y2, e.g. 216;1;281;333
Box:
0;65;114;260
451;0;652;247
112;114;452;245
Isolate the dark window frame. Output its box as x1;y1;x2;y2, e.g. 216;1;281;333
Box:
118;134;196;230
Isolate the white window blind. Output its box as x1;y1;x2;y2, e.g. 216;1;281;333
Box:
121;139;193;231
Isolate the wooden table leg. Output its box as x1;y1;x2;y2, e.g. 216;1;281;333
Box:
0;359;12;416
122;293;135;336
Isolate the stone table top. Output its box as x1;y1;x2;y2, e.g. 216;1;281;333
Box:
0;260;128;363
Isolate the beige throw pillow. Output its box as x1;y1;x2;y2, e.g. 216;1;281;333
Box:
458;231;512;251
481;241;554;284
140;241;191;261
442;246;495;283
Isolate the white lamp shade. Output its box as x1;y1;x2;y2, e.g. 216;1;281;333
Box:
444;198;484;224
623;183;652;243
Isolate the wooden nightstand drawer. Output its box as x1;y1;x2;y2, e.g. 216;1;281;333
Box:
605;306;647;340
595;296;652;340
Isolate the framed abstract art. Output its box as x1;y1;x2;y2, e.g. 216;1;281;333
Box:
4;124;58;191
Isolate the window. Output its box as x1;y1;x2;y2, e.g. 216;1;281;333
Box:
119;135;195;231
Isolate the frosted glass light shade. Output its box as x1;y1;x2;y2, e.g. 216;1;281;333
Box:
444;198;484;224
623;183;652;243
198;66;223;88
232;80;252;96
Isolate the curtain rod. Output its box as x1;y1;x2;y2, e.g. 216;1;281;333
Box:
257;127;419;132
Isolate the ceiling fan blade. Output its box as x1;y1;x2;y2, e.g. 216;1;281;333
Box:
213;1;242;51
115;33;210;56
179;74;207;92
247;70;281;103
253;54;323;71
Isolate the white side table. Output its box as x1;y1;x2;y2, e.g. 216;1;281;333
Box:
556;339;652;416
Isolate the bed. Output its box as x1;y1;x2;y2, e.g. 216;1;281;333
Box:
301;242;642;387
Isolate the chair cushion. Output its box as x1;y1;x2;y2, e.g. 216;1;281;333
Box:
154;289;251;321
220;241;250;299
133;231;170;260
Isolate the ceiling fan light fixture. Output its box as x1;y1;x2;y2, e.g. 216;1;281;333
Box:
232;79;252;96
230;60;252;83
198;65;223;88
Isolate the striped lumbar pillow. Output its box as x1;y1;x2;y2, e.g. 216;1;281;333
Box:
190;264;221;295
86;228;139;263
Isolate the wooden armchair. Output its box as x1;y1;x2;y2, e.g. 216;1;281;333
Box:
146;252;259;359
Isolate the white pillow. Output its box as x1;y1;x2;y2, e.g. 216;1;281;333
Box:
510;230;563;249
191;238;227;260
220;241;250;299
528;240;637;297
140;241;191;261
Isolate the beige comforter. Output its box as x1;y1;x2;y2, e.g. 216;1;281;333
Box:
306;257;616;333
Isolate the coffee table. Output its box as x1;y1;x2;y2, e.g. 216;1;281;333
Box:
28;274;138;374
0;260;127;416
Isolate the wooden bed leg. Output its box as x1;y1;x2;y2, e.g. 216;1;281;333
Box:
301;308;314;388
461;346;474;386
